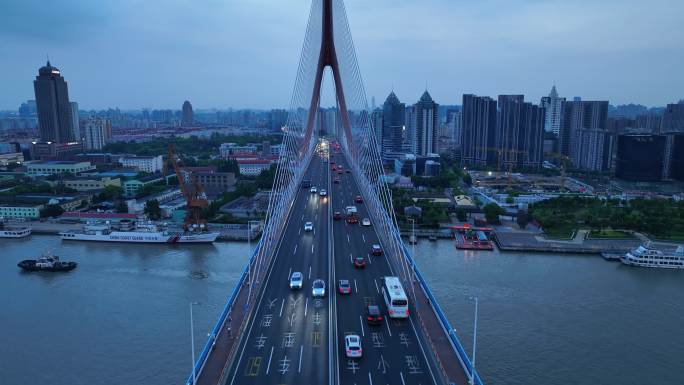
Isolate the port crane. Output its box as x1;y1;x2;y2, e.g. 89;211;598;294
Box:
165;145;209;229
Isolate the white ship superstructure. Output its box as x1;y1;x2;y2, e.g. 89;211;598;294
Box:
621;243;684;269
60;221;218;244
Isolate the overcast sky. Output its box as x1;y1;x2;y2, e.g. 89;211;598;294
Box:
1;0;683;110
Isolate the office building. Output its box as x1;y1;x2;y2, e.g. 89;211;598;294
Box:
182;101;193;126
26;160;95;175
461;94;498;167
540;86;565;135
560;99;611;171
30;142;84;161
371;109;383;152
412;91;439;156
615;135;666;181
18;100;37;117
83;118;112;150
381;91;405;159
497;95;545;169
33;61;74;143
661;101;684;133
119;155;163;173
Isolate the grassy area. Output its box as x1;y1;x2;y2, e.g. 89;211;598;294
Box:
588;230;636;239
652;234;684;242
543;228;575;240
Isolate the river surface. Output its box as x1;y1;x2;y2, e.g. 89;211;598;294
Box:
1;235;682;385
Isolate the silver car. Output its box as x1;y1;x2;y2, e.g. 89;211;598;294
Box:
344;334;362;358
290;272;303;289
312;279;326;297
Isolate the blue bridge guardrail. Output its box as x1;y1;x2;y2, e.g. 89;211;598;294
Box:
392;227;484;385
186;236;265;385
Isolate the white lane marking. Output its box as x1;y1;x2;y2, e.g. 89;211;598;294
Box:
362;234;366;243
384;317;393;337
304;297;308;317
301;214;304;221
299;228;301;235
311;244;314;254
347;235;350;243
349;253;353;264
399;372;406;385
367;254;372;265
293;245;297;255
279;298;285;318
314;227;316;236
298;345;304;373
288;268;292;279
354;279;358;293
266;346;274;374
308;265;312;279
374;279;380;294
359;315;365;337
368;372;373;385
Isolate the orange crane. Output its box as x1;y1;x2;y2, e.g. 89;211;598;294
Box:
165;145;209;229
476;146;527;188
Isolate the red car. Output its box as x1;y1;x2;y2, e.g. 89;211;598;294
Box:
333;211;342;220
353;257;366;269
371;244;383;256
338;279;351;294
346;215;358;224
332;165;337;171
355;195;363;203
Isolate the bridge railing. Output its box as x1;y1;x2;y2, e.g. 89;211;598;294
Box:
185;236;264;385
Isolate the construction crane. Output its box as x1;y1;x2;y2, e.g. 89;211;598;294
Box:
165;145;209;230
476;146;527;189
544;152;572;191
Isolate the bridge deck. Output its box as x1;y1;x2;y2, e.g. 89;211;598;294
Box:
195;150;472;385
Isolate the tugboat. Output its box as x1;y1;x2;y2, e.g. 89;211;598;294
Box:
18;253;77;272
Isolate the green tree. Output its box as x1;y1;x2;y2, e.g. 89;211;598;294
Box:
144;199;162;220
516;209;529;229
40;204;64;218
483;203;505;224
115;201;129;213
456;208;467;222
462;173;472;186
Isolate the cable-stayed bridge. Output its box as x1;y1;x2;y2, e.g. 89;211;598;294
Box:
187;1;483;384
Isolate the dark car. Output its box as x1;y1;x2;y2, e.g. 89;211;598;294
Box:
346;170;351;174
333;178;340;184
355;195;363;203
346;215;358;224
353;257;366;269
338;279;351;294
366;305;383;325
333;211;342;220
371;244;383;256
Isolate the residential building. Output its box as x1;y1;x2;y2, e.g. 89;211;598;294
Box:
413;91;439;156
381;91;405;159
371;108;383;152
220;143;259;158
461;94;498;167
121;174;164;197
59;176;122;192
661;101;684;132
83;118;112;150
118;155;163;173
540;86;565;134
615;135;666;181
30;141;84;161
33;61;74;143
26;160;95;175
0;204;43;219
497;95;544;169
70;102;80;140
237;159;273;176
182;101;194;126
560;99;611;171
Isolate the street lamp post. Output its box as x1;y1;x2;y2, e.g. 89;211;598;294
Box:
247;220;260;303
470;296;479;385
189;302;199;385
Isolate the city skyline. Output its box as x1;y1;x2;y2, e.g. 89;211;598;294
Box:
1;0;683;110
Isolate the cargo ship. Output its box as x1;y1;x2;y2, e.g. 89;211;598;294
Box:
59;220;218;244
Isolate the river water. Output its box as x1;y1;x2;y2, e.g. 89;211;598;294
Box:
1;236;682;385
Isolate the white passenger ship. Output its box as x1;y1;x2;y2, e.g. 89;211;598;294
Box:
621;242;684;269
60;221;218;244
0;219;32;238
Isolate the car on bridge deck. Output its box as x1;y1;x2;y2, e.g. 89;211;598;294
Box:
361;218;371;226
346;215;359;224
304;222;313;231
344;334;362;358
312;279;326;297
333;211;342;220
353;257;366;269
371;244;383;256
310;186;317;193
319;189;327;197
365;305;383;325
333;177;340;184
289;272;303;289
338;279;351;294
346;169;351;173
330;160;335;164
355;195;363;203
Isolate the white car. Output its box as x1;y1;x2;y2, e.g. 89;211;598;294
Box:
312;279;326;297
361;218;371;226
290;272;303;289
344;334;362;358
319;189;327;197
310;186;317;193
304;222;313;231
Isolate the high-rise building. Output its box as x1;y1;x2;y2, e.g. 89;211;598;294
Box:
182;101;194;126
381;91;405;158
18;100;37;117
559;99;611;171
615;134;666;181
661;101;684;133
461;94;498;166
33;61;74;143
540;85;565;134
412;91;439;156
371;108;383;152
497;95;545;169
70;102;80;140
83;118;112;150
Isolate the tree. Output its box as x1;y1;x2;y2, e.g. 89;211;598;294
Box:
462;173;472;186
456;208;467;222
40;204;64;218
483;203;505;224
115;201;129;213
144;199;162;220
516;209;529;229
217;159;240;174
